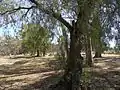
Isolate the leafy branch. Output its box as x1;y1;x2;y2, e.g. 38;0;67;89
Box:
0;0;73;31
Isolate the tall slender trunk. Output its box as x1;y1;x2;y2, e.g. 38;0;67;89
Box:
36;49;39;57
43;50;45;56
85;35;93;66
59;41;65;59
63;29;69;59
94;33;102;58
93;11;102;58
94;49;102;58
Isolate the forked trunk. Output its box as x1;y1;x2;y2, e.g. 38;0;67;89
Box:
49;22;83;90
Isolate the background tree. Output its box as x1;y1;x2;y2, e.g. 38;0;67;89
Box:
20;24;50;57
91;13;103;58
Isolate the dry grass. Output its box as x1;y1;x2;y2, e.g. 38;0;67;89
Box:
0;55;63;90
0;54;120;90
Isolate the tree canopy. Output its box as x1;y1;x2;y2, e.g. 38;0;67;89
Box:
20;23;50;56
0;0;120;90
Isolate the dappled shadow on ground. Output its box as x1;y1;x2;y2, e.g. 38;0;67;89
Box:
0;56;64;75
0;56;64;90
21;72;63;90
89;57;120;90
9;56;33;59
0;55;120;90
89;70;120;90
94;57;120;70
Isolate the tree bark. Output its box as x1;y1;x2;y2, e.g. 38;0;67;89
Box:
49;21;83;90
63;21;83;90
42;50;45;56
36;49;39;57
63;29;69;59
94;50;102;58
94;34;102;58
85;35;93;67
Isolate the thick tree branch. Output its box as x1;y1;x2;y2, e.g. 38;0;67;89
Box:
29;0;73;31
1;0;73;31
52;13;73;31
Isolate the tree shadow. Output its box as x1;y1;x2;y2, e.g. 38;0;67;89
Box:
0;58;64;76
13;60;30;65
0;79;25;90
21;72;63;90
0;56;119;90
0;56;65;90
89;57;120;90
94;57;113;62
47;59;65;70
0;63;53;77
9;55;33;59
94;57;120;70
89;70;120;90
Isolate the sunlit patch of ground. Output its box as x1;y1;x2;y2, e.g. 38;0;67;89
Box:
0;55;63;90
0;54;120;90
102;54;120;57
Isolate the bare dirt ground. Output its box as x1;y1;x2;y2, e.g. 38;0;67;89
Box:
90;54;120;90
0;54;120;90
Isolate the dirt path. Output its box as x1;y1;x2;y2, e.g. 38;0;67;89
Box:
0;54;120;90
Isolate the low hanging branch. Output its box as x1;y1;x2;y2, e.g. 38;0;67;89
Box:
0;0;73;31
29;0;73;31
0;6;36;15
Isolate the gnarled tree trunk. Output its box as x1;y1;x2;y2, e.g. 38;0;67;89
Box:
49;21;83;90
64;21;83;90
